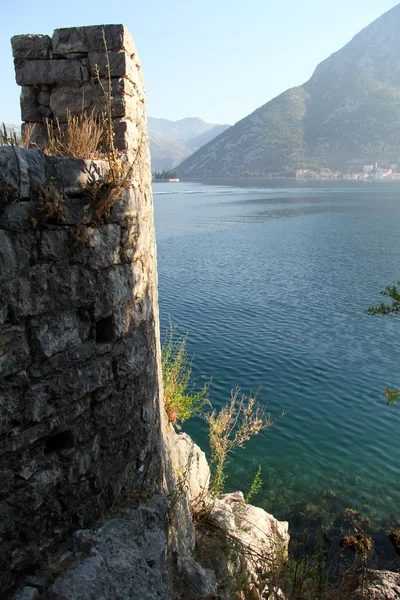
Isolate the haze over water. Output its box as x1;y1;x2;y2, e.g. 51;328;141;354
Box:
154;181;400;525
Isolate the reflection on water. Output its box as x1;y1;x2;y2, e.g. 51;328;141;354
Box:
154;181;400;525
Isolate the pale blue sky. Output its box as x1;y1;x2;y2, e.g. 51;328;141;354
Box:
1;0;399;125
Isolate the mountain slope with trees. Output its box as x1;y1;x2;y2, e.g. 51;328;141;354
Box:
147;117;230;171
177;4;400;179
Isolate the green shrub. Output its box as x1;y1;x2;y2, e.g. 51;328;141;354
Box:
161;321;210;427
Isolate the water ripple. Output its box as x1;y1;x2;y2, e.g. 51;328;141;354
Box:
155;181;400;524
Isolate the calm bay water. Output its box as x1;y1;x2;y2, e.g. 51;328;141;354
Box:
153;180;400;525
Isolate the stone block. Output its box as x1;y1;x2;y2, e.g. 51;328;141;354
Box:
113;119;139;151
0;147;45;198
15;59;90;86
88;51;137;81
38;105;52;118
37;89;50;106
49;81;101;122
0;324;31;378
93;264;136;319
45;157;109;196
111;187;141;224
49;79;137;122
52;25;136;55
15;263;52;317
0;470;15;497
39;229;71;261
0;230;37;275
73;224;121;269
0;202;38;232
58;355;113;402
11;34;51;59
20;86;41;122
48;262;98;309
113;324;150;379
0;371;30;434
15;586;40;600
29;312;81;359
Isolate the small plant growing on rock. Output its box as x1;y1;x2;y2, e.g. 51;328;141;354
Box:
161;321;211;427
206;388;276;496
34;177;67;225
0;176;19;205
245;465;263;504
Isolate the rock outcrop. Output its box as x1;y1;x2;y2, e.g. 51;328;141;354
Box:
349;570;400;599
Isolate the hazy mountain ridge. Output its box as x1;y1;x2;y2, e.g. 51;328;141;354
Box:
147;117;230;171
177;4;400;178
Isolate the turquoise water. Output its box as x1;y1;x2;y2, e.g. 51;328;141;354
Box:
153;181;400;526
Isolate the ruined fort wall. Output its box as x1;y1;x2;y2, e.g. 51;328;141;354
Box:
0;25;164;594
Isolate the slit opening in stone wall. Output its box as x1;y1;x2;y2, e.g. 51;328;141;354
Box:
96;315;115;343
44;430;74;454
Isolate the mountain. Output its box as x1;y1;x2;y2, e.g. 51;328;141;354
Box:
147;117;230;171
177;4;400;179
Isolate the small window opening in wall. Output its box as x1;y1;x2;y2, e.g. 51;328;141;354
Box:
44;430;74;454
96;315;115;343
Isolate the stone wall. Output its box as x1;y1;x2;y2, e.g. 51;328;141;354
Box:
0;25;163;595
11;25;143;152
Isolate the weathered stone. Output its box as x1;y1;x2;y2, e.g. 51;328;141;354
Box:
20;86;41;122
37;105;52;118
45;157;109;195
0;202;38;232
93;263;136;319
49;82;100;122
15;263;52;316
73;224;121;268
15;59;89;86
113;118;139;151
0;147;45;198
349;569;400;599
52;25;136;55
169;432;210;505
0;370;30;434
0;324;31;377
40;229;71;261
49;79;137;122
88;51;138;81
14;585;41;600
29;312;81;359
0;470;15;496
47;497;171;600
11;34;51;59
196;492;289;600
175;556;217;598
37;90;50;106
0;230;37;275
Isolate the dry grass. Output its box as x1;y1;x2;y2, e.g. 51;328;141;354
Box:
45;110;104;159
206;387;276;495
1;122;36;148
0;176;19;205
32;178;67;226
